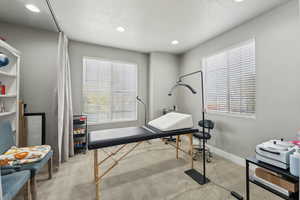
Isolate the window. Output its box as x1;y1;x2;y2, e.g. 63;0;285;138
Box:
203;39;256;117
83;58;138;124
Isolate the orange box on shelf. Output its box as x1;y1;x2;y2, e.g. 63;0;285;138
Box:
255;168;299;193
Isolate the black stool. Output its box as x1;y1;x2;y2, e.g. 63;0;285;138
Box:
193;120;214;162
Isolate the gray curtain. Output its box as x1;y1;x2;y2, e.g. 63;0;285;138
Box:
57;32;74;163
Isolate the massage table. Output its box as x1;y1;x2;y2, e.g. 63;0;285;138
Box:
88;125;199;200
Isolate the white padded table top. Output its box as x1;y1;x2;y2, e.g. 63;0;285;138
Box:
148;112;194;131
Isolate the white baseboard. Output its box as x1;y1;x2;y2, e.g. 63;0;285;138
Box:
207;144;246;167
208;144;258;171
207;145;257;171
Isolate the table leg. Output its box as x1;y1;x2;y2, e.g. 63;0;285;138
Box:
24;180;30;200
94;150;100;200
48;156;53;180
246;160;250;200
189;134;194;169
94;150;98;181
30;176;37;200
176;136;179;160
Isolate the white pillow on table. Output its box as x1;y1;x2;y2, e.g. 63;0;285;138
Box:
148;112;194;131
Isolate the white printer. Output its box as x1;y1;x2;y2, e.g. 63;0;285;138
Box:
256;139;296;169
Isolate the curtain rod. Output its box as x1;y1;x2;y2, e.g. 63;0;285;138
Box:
45;0;62;32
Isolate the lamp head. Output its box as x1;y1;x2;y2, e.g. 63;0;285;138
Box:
136;96;146;105
168;83;179;96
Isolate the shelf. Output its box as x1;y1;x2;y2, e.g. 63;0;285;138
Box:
0;40;21;56
74;148;87;153
74;137;86;142
0;71;17;78
73;121;86;125
0;94;17;98
0;111;16;117
74;123;87;126
73;133;86;137
74;145;87;150
73;115;87;125
73;114;87;117
246;157;299;200
0;40;20;147
246;157;298;181
249;176;297;200
73;115;87;155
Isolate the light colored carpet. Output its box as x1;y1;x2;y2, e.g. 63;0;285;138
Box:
16;140;281;200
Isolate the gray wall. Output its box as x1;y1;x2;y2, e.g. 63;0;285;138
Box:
178;0;300;158
68;40;149;131
149;52;179;120
0;0;298;162
0;21;59;159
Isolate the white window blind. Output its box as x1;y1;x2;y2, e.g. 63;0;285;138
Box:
204;39;256;116
83;58;138;124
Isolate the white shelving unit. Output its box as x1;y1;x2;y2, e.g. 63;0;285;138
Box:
0;40;20;145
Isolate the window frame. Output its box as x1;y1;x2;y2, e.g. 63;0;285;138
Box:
203;39;256;119
82;56;139;125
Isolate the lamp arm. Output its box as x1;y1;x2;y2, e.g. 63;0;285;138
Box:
178;70;202;82
176;70;205;112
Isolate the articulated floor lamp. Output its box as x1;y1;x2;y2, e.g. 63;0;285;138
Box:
168;70;209;185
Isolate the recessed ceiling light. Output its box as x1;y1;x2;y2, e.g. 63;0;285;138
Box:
25;4;41;13
116;26;125;32
234;0;244;2
171;40;179;45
